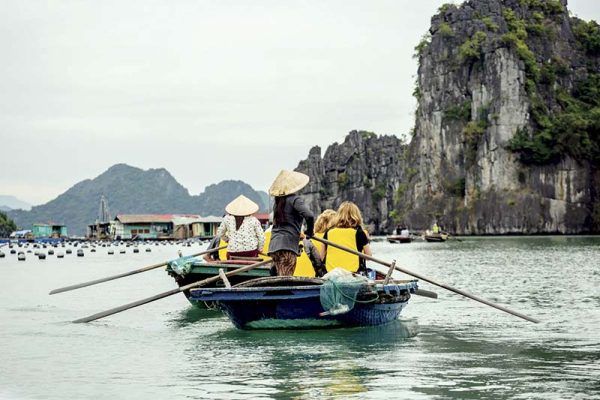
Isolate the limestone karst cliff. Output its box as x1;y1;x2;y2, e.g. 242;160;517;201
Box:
296;131;407;234
297;0;600;234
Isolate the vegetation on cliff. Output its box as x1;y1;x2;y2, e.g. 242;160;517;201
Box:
498;2;600;165
0;212;17;237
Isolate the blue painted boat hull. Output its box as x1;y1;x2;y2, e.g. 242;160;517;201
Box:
190;281;417;330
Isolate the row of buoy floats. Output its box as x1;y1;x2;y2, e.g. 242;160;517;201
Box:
0;239;205;261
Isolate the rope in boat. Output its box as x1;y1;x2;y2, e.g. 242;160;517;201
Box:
329;279;380;304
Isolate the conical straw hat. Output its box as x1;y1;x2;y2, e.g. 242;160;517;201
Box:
269;170;310;196
225;195;259;216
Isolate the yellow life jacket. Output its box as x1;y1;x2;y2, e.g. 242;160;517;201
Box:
325;228;360;273
259;230;272;260
218;238;228;261
293;240;316;277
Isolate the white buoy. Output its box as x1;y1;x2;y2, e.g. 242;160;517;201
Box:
77;249;84;257
108;249;114;255
18;252;26;261
57;252;64;258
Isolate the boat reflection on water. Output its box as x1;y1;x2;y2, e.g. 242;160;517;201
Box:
167;305;223;327
181;318;420;397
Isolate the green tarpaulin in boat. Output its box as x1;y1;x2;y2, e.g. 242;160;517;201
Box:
168;256;196;276
319;269;368;315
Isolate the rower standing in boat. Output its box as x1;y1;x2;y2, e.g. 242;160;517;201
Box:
216;195;265;259
267;170;314;276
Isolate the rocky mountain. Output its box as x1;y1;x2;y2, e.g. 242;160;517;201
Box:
296;131;407;233
297;0;599;234
400;0;599;234
195;180;268;217
0;195;32;211
8;164;268;235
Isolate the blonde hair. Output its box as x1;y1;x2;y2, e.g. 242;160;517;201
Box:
314;209;337;233
335;201;364;229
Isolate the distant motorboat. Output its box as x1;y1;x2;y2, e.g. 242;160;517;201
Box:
386;235;412;244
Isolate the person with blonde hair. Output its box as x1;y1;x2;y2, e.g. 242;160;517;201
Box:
216;195;265;259
314;209;337;236
321;201;372;274
292;209;336;277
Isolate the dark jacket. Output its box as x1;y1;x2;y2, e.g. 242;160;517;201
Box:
268;194;314;255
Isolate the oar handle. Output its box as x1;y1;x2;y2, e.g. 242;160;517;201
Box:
50;245;227;295
312;236;539;324
73;259;272;323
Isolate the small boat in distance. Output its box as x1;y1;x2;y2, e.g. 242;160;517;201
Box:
386;235;412;244
190;276;418;329
424;233;448;242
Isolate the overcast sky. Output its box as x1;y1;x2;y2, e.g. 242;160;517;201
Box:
1;0;598;205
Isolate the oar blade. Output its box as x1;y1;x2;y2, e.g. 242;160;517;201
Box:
72;259;271;323
49;246;226;295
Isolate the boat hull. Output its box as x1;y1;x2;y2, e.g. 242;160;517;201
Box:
190;280;417;329
424;234;447;242
167;261;271;308
386;235;412;244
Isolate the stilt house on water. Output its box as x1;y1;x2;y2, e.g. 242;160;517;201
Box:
32;223;67;239
102;214;223;240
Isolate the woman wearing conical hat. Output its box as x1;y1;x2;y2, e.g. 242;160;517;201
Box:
216;195;265;259
267;170;314;276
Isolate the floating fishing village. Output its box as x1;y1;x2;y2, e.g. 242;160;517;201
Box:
1;0;599;399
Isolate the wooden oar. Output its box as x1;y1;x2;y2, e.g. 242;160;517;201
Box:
312;236;539;323
72;259;271;323
49;246;226;295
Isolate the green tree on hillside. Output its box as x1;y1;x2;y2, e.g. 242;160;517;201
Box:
0;212;17;237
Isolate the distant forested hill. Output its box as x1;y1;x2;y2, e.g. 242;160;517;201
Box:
7;164;268;235
0;195;32;211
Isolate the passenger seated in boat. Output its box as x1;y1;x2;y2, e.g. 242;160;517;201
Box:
293;237;323;277
291;210;336;277
311;209;337;267
216;195;265;259
321;201;372;275
400;227;410;237
202;234;228;262
260;215;273;261
267;170;314;276
432;222;440;234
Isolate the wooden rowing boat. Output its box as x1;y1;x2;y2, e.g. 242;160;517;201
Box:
166;258;271;307
189;276;418;329
424;233;448;242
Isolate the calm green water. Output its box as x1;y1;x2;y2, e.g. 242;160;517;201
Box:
0;237;599;399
